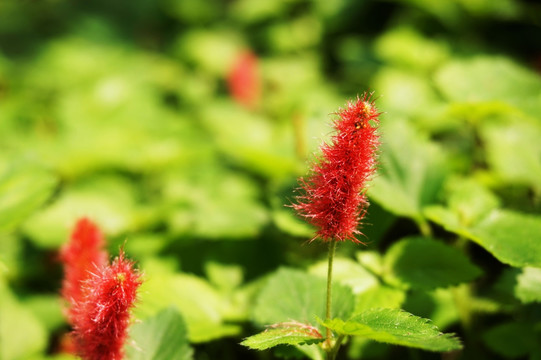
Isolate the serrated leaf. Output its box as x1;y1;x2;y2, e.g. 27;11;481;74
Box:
252;268;355;331
241;323;324;350
323;308;462;352
402;288;460;330
383;237;482;290
369;121;447;225
0;165;58;232
128;307;193;360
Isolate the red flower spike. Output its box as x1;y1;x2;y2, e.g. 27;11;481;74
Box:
72;251;142;360
60;218;107;324
292;94;380;242
227;50;261;109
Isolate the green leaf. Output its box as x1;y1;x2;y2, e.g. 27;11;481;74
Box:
441;178;500;227
128;307;193;360
435;56;541;118
383;237;482;290
515;267;541;303
252;268;355;331
265;17;322;53
369;121;447;225
374;27;449;71
480;116;541;192
0;280;48;360
468;210;541;268
205;261;244;293
134;272;241;343
424;179;500;237
163;166;268;239
308;257;378;294
0;234;22;280
425;178;541;268
354;285;406;314
230;0;288;23
199;101;300;179
241;322;324;350
402;289;460;330
270;194;314;238
23;295;65;332
373;68;444;125
356;251;385;277
482;322;538;358
174;30;241;76
22;175;142;248
322;308;462;352
0;164;58;232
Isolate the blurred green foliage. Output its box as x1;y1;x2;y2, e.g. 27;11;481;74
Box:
1;0;541;359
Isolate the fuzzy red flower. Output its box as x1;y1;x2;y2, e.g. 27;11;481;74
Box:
293;94;380;242
227;50;261;109
72;251;142;360
60;218;107;323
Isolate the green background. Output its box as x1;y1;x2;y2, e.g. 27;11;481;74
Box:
1;0;541;359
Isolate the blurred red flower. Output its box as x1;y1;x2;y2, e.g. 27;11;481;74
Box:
60;217;107;323
227;50;261;109
60;218;142;360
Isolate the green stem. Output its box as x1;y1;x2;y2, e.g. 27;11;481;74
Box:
325;241;337;357
328;335;346;360
417;218;432;237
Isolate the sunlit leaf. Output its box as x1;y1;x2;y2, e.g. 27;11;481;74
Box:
383;237;482;290
22;176;141;248
241;322;324;350
435;56;541;118
480;116;541;192
514;267;541;303
252;268;355;331
369;121;447;225
354;285;406;314
0;164;58;232
0;281;47;360
134;272;241;343
163;165;268;239
308;257;378;295
128;307;193;360
322;308;462;352
468;210;541;268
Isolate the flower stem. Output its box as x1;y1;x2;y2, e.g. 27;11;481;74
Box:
325;240;337;353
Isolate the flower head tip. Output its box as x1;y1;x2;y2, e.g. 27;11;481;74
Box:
292;94;380;243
